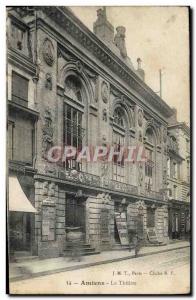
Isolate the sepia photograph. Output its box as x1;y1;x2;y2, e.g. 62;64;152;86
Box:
6;5;191;295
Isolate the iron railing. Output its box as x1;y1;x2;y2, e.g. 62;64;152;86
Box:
58;169;164;200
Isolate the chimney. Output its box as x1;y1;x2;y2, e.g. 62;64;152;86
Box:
114;26;127;58
136;58;145;81
93;7;114;44
168;107;178;125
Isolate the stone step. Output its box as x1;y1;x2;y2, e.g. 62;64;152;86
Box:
64;243;99;257
63;250;100;257
14;255;39;263
65;243;93;249
12;251;32;257
64;247;96;253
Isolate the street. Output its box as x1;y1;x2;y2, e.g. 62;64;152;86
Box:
9;247;190;295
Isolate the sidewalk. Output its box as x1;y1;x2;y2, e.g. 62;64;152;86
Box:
9;240;190;282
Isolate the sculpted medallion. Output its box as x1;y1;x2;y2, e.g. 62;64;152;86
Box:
42;38;55;66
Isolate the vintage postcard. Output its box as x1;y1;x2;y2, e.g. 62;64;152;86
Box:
7;6;191;295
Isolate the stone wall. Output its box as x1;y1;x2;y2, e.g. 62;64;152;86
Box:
155;205;169;243
86;193;114;251
34;180;66;258
127;200;147;239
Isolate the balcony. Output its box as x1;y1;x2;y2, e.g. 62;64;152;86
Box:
143;189;164;201
106;180;138;195
58;169;101;188
58;169;164;201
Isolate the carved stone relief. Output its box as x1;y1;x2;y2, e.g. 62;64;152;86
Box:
102;108;107;122
136;200;145;214
101;81;109;103
163;167;167;185
45;164;57;176
45;73;52;90
138;130;143;142
138;164;144;186
42;38;55;66
138;110;143;127
75;60;83;74
99;193;112;205
162;127;167;143
42;108;53;159
41;181;56;198
42;181;49;196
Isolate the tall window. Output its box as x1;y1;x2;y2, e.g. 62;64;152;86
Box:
145;149;153;178
147;208;155;228
12;72;28;107
112;107;126;182
64;104;84;171
113;131;125;182
8;119;34;164
64;75;85;171
145;128;155;190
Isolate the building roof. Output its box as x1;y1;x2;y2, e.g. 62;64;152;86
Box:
40;6;174;119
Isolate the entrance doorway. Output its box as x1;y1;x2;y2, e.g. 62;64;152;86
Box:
114;218;121;243
147;207;155;228
9;212;32;252
65;194;86;237
172;212;180;239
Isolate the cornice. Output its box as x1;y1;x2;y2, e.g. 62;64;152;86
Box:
8;12;30;31
8;100;39;120
168;149;184;162
7;47;36;76
39;6;173;119
168;122;190;137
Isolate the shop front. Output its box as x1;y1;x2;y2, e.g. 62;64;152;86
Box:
8;175;37;257
168;200;190;240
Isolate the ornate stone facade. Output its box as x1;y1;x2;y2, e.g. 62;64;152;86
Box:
7;6;188;259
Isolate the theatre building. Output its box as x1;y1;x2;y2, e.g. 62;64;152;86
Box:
7;7;176;258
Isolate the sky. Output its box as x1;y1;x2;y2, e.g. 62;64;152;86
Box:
71;6;190;124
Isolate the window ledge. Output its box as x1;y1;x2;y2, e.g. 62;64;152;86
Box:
8;100;39;120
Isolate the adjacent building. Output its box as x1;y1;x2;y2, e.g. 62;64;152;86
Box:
167;110;190;240
7;6;190;258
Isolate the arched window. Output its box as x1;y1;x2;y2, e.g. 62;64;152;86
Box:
65;75;82;102
145;127;155;145
64;75;85;171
